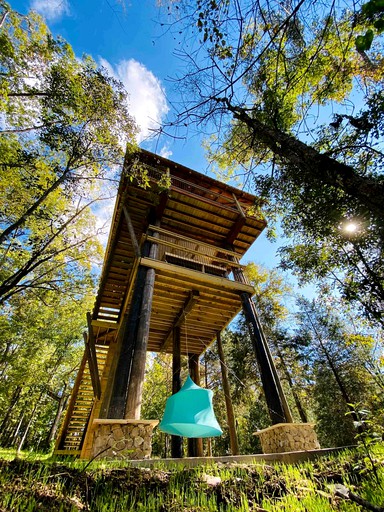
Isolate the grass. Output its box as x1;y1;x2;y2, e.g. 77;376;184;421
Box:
0;446;383;511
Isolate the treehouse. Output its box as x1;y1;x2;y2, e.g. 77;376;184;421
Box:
55;149;318;460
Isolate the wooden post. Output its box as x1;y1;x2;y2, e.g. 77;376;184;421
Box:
171;326;183;458
216;331;240;455
125;223;159;419
204;357;212;457
107;266;147;418
188;354;204;457
248;298;293;423
240;292;288;424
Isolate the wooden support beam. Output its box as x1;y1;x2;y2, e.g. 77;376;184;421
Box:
125;221;160;419
140;257;254;294
225;215;247;246
216;331;239;455
225;193;247;246
160;290;200;351
188;354;204;458
171;326;183;458
107;267;147;418
83;336;101;400
155;191;169;219
232;193;246;218
123;206;140;258
240;292;288;424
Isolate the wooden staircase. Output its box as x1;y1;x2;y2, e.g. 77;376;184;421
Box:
54;344;109;455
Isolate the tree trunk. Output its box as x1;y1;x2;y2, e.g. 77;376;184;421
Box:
7;412;25;448
17;394;42;453
45;391;69;448
124;222;159;419
240;292;288;424
107;267;147;418
0;385;22;441
226;101;384;223
272;340;308;423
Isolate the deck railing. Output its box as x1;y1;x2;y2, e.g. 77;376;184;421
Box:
145;225;248;282
140;163;253;216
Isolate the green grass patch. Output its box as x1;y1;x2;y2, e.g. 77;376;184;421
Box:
0;445;383;511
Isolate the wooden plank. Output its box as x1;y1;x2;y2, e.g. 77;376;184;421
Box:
140;257;254;294
91;319;118;329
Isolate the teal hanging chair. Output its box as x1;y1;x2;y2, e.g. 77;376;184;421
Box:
159;375;223;438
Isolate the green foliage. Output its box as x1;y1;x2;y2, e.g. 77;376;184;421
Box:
0;290;94;451
294;297;384;447
165;0;384;328
0;3;137;453
0;1;137;305
356;0;384;50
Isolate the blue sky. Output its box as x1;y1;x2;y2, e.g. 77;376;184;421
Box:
9;0;311;287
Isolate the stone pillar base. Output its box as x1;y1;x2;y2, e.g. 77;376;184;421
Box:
91;419;159;460
254;423;320;454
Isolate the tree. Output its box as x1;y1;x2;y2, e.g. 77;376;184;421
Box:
0;289;95;451
293;297;383;446
0;2;137;304
161;0;384;326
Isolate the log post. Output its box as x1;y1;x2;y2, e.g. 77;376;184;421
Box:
216;331;240;455
188;354;204;457
171;326;183;458
240;292;288;424
204;357;212;457
124;222;159;419
106;266;147;418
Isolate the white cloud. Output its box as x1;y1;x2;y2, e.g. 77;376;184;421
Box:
30;0;70;21
159;145;173;160
100;58;169;142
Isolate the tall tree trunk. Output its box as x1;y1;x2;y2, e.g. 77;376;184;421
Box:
305;311;361;427
225;100;384;223
7;412;25;448
272;340;308;423
17;394;42;453
0;385;22;441
240;292;288;424
124;223;159;419
45;392;69;449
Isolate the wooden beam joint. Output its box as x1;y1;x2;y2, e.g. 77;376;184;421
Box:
160;289;200;351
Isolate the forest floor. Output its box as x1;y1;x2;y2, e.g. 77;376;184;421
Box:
0;446;383;511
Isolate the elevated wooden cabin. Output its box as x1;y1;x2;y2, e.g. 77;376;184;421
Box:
55;149;290;458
